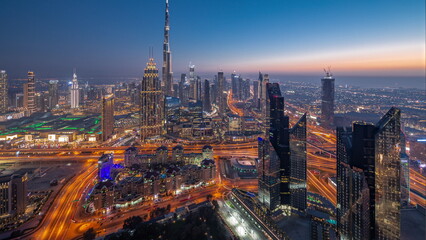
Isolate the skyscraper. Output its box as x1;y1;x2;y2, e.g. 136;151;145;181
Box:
231;73;239;100
204;79;212;113
337;107;401;240
266;83;292;211
48;80;59;110
0;70;7;113
24;71;36;115
258;136;281;212
70;71;79;109
258;82;307;214
337;125;371;240
321;70;335;126
375;107;401;239
260;73;269;133
102;94;115;142
162;0;173;96
400;131;410;206
217;71;226;116
290;113;307;211
253;80;259;108
141;58;164;141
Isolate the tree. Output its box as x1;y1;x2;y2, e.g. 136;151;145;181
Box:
83;228;96;240
123;216;142;230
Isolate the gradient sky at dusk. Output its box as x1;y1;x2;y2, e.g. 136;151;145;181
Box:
0;0;424;79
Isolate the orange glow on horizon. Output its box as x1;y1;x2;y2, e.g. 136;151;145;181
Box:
206;42;426;76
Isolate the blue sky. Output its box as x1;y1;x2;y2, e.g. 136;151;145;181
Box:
0;0;424;79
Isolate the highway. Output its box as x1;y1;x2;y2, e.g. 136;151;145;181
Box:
9;92;425;240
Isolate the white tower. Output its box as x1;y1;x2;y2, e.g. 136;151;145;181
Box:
70;71;79;109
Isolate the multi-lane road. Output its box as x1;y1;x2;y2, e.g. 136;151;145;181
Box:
4;96;425;239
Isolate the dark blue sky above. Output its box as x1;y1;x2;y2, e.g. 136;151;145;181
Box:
0;0;424;79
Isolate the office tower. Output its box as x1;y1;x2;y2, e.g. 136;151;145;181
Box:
24;71;36;115
48;80;59;109
336;108;401;240
0;173;28;216
258;137;281;212
257;72;263;109
196;76;202;101
253;80;259;108
203;79;212;112
258;83;288;213
172;83;179;98
0;70;7;113
179;73;185;100
179;73;190;106
102;94;115;141
289;113;307;211
241;78;250;101
231;73;239;99
35;92;47;112
375;107;401;239
260;73;270;133
189;63;195;81
70;71;79;108
162;0;173;96
9;174;28;215
321;70;335;126
400;131;410;206
337;125;374;240
188;99;203;119
217;71;226;116
267;83;292;211
15;93;24;108
140;57;164;141
210;83;217;105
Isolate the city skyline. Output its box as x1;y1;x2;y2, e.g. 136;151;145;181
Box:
0;1;424;239
0;0;424;80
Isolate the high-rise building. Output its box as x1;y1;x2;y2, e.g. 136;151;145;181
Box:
48;80;59;109
253;80;259;108
0;70;7;113
337;107;401;240
260;73;269;133
258;82;307;214
179;73;185;101
15;93;24;108
217;71;226;116
266;83;292;211
70;71;79;109
258;137;281;212
290;113;307;211
400;131;410;206
24;71;36;115
231;73;239;100
0;172;28;216
102;94;115;141
321;70;335;126
141;58;164;141
196;76;202;101
241;78;250;101
204;79;212;113
35;92;47;112
162;0;173;96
